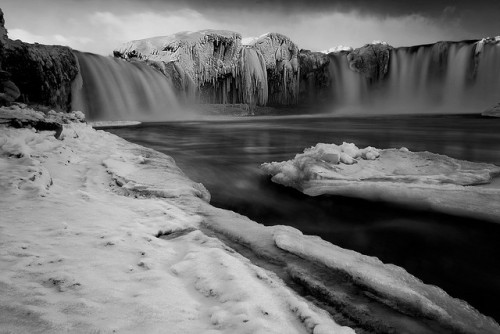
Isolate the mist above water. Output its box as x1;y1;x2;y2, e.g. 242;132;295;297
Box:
72;51;191;122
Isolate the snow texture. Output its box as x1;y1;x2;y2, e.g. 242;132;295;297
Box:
0;105;353;333
321;45;354;54
262;142;500;222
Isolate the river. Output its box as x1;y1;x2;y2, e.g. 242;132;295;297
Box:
106;113;500;322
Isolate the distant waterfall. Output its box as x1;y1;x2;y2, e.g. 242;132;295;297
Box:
329;41;500;114
72;51;182;121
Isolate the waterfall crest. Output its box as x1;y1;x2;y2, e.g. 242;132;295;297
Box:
72;51;182;121
327;41;500;114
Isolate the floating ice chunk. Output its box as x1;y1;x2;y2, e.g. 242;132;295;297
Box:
339;152;356;164
359;146;380;160
262;142;500;222
321;152;339;164
339;142;360;158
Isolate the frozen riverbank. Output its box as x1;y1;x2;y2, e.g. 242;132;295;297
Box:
1;105;499;333
0;105;349;334
262;142;500;223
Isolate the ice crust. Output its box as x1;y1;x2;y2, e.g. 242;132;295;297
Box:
262;142;500;222
115;30;299;107
0;106;353;333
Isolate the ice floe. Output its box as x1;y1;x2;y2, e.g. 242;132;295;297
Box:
262;142;500;222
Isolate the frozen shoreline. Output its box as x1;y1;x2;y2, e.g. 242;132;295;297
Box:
1;105;499;333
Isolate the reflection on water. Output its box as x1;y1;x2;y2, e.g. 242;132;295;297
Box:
107;114;500;321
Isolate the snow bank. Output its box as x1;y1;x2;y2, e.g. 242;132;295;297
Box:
0;106;352;333
262;142;500;222
3;107;499;333
200;205;500;334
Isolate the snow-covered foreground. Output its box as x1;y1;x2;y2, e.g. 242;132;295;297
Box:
1;106;499;334
0;106;351;334
262;142;500;222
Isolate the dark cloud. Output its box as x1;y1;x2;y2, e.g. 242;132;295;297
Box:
132;0;500;39
139;0;494;17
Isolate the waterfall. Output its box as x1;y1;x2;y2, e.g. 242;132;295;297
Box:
328;41;500;114
72;51;182;121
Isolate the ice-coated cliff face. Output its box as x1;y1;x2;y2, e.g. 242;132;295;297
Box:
114;30;299;107
250;33;300;105
115;30;266;106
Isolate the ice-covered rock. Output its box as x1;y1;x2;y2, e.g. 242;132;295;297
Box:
115;30;299;107
241;36;258;46
321;45;353;54
115;30;270;107
0;104;84;138
474;36;500;55
0;70;20;105
251;33;300;105
262;143;500;222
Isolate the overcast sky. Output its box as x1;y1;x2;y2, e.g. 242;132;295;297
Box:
2;0;499;55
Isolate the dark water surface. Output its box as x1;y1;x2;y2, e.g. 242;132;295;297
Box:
107;114;500;321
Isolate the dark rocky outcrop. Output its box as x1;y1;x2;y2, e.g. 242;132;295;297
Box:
0;9;7;66
0;9;19;106
347;43;393;81
0;8;79;111
2;40;79;111
298;50;331;105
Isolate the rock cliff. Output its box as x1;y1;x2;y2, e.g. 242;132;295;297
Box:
249;33;300;105
347;42;393;81
298;50;331;105
0;8;79;111
114;30;299;107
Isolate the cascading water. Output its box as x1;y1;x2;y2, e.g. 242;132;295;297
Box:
72;51;182;121
328;41;500;114
328;53;368;106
